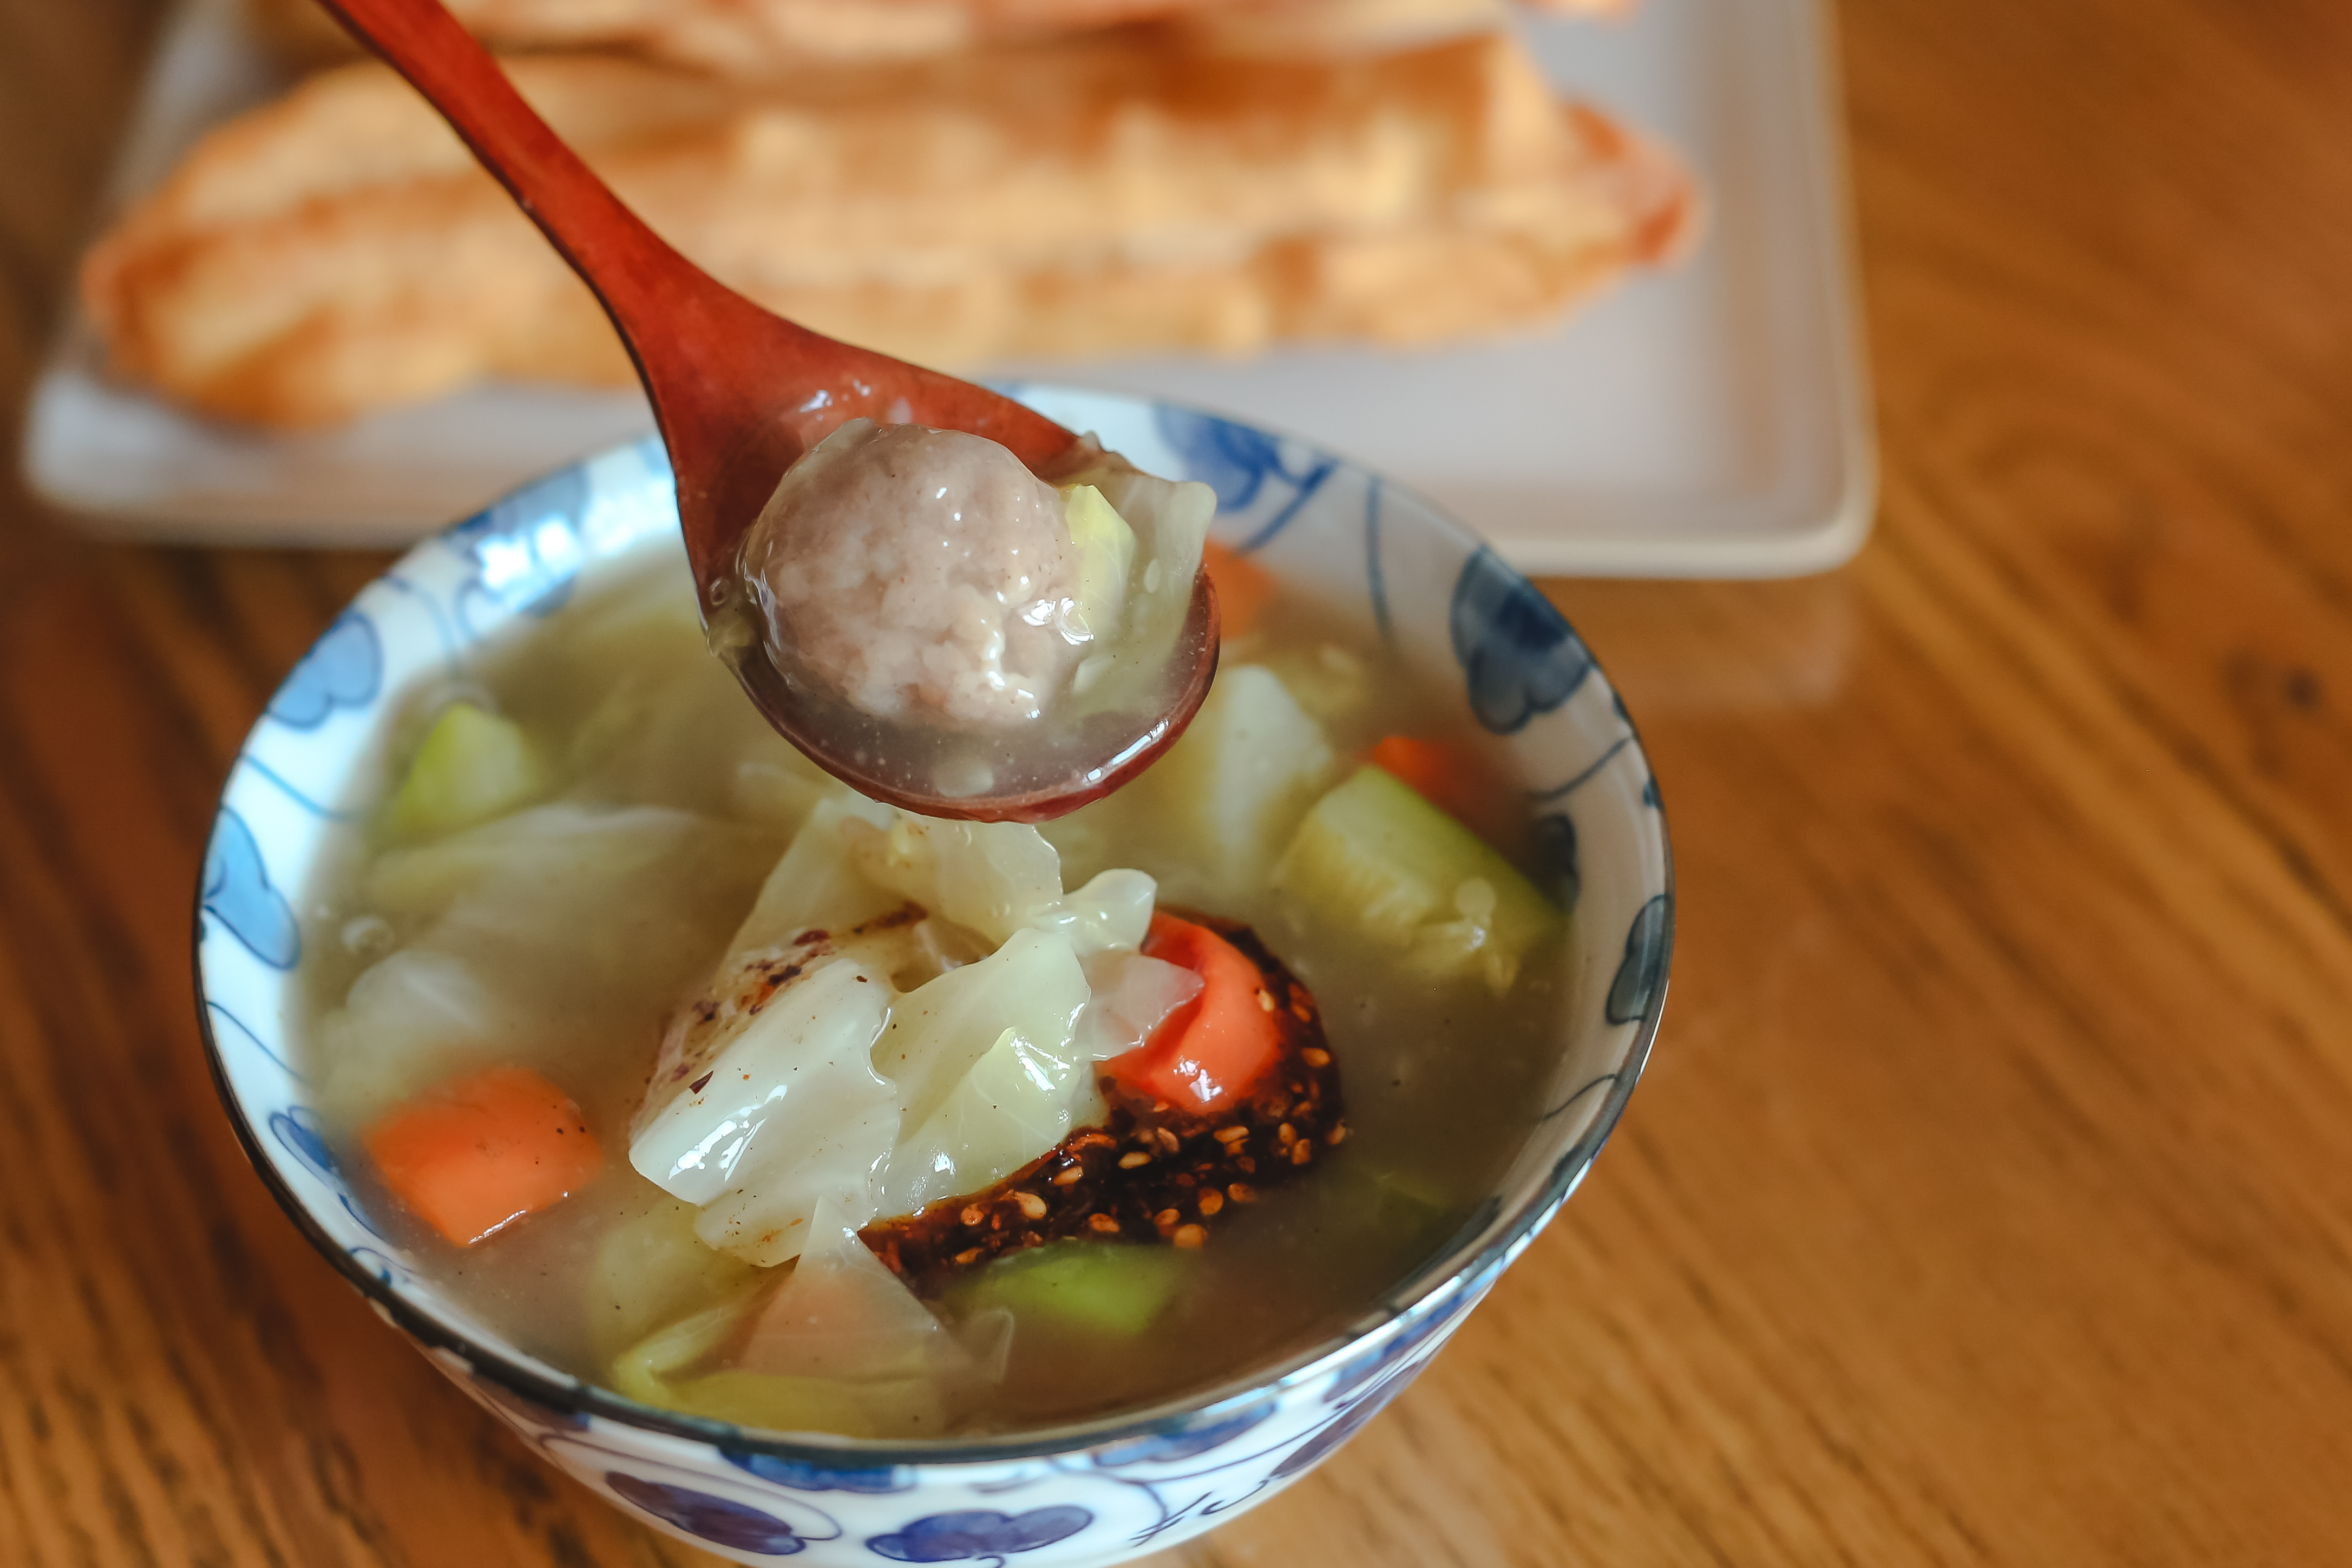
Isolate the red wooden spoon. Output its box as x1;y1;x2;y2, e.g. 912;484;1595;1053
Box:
312;0;1216;822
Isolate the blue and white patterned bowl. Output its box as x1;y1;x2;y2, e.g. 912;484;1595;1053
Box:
194;385;1672;1566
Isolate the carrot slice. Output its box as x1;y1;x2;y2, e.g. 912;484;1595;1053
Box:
363;1066;602;1246
1109;913;1283;1113
1203;540;1273;638
1366;734;1492;832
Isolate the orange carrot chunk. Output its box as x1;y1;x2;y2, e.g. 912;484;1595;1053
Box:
363;1066;602;1246
1109;913;1285;1113
1365;734;1491;832
1202;540;1273;639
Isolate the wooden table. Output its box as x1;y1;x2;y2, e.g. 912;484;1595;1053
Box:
8;1;2352;1562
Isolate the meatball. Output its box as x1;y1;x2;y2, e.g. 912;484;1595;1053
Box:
744;421;1083;727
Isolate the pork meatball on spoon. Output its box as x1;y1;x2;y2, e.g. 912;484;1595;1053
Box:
311;0;1221;822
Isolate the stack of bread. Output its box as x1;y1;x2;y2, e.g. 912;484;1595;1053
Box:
81;0;1696;427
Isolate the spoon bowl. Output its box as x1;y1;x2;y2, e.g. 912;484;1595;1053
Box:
313;0;1217;821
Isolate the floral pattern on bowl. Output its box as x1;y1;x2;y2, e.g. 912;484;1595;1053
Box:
194;384;1672;1566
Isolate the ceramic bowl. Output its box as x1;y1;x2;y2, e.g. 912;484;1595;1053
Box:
194;385;1672;1566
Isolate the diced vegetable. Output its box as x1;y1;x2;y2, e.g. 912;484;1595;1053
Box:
951;1242;1188;1336
1108;913;1282;1112
386;702;545;839
1274;766;1560;992
1366;734;1495;832
1062;483;1138;640
1203;540;1273;637
363;1065;602;1245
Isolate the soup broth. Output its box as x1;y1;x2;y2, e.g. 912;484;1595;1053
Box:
300;537;1569;1438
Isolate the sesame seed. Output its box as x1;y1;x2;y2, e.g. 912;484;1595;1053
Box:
1173;1224;1207;1249
1228;1183;1256;1203
1198;1191;1224;1216
1302;1047;1331;1068
1119;1151;1152;1169
1327;1123;1349;1145
1292;1139;1313;1165
1154;1208;1182;1229
1277;1123;1296;1146
1087;1213;1121;1235
1256;989;1275;1012
1156;1127;1181;1152
1052;1167;1084;1186
1014;1191;1047;1219
1214;1126;1249;1145
961;1204;986;1227
954;1247;982;1265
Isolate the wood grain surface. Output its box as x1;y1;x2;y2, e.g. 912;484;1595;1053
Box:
7;1;2352;1563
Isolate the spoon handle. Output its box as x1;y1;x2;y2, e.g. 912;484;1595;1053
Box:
305;0;753;411
308;0;1077;580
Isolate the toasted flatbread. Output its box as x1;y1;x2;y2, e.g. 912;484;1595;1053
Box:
83;35;1696;427
248;0;1628;69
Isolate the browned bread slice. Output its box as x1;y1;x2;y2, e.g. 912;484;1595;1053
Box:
82;34;1697;428
246;0;1631;70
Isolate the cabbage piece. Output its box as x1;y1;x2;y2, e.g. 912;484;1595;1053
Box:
736;1198;974;1389
883;1021;1103;1217
631;940;904;1265
320;804;777;1127
612;1199;979;1438
729;757;832;837
313;948;526;1125
1059;483;1138;642
842;815;1062;944
365;804;781;1004
725;792;901;957
1073;950;1202;1062
640;793;1175;1264
873;928;1089;1136
1030;868;1156;960
588;1195;759;1361
1052;451;1214;716
557;556;829;823
1046;665;1335;911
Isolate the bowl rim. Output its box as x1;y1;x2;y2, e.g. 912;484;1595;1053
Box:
192;390;1674;1468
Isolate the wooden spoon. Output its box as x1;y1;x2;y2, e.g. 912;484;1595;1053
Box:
312;0;1217;822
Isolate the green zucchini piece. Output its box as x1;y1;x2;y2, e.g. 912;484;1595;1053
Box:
1273;765;1559;992
387;701;546;839
952;1242;1188;1336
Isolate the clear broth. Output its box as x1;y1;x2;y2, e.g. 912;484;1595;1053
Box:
300;541;1567;1436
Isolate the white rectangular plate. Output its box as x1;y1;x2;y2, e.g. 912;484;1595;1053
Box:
23;0;1873;576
